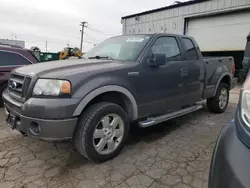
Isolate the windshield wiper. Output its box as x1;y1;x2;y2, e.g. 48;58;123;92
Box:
88;55;114;60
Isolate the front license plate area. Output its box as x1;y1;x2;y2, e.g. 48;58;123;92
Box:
6;114;17;129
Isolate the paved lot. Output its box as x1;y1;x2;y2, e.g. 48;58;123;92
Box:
0;89;240;188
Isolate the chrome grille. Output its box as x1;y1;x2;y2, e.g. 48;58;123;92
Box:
8;74;31;102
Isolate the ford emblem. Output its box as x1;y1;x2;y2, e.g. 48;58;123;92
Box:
9;81;17;89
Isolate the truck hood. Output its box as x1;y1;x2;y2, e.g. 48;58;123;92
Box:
13;58;126;78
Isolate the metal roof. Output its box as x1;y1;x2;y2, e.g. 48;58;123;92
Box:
121;0;210;19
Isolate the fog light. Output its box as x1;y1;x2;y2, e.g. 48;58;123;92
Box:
29;122;40;135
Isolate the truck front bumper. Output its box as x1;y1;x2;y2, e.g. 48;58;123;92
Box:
3;91;79;142
209;120;250;188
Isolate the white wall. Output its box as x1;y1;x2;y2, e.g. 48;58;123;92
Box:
122;0;250;36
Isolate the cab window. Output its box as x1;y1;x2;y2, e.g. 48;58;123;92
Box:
150;37;181;61
183;38;198;60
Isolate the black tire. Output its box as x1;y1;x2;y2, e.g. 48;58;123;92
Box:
207;83;229;113
74;102;129;162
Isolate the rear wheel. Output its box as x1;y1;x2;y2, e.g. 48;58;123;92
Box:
74;102;129;162
207;83;229;113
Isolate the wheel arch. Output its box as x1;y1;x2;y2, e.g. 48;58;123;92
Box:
213;74;231;96
73;85;138;120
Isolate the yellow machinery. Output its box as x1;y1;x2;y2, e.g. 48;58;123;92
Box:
59;47;83;60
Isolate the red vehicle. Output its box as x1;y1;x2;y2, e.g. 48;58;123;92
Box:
0;44;39;104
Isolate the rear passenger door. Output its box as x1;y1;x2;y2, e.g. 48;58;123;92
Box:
182;38;205;105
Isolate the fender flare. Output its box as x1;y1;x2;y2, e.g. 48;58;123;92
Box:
213;73;231;96
73;85;138;120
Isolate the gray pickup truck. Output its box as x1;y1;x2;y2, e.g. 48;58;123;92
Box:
3;34;236;162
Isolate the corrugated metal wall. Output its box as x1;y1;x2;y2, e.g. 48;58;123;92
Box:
122;0;250;35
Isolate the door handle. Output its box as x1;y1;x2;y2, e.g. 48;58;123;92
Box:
181;68;188;77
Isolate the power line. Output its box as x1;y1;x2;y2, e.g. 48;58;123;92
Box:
86;25;121;36
84;33;100;42
84;40;95;44
86;26;103;33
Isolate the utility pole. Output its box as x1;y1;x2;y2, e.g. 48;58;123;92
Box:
45;41;48;52
80;21;87;52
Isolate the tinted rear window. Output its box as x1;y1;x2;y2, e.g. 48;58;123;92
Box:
245;41;250;57
183;38;198;60
0;51;31;66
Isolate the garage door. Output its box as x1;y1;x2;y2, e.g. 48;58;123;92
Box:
186;11;250;52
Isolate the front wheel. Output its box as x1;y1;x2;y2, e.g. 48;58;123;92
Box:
74;102;129;162
207;83;229;113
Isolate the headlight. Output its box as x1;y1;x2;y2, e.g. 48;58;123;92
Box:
33;79;71;97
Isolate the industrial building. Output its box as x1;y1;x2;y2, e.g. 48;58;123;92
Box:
0;39;25;48
121;0;250;72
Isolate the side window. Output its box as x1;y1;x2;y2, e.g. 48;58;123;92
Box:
150;37;181;61
183;38;198;60
0;51;31;66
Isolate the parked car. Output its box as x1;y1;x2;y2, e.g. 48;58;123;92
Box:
0;44;39;104
209;34;250;188
3;34;236;162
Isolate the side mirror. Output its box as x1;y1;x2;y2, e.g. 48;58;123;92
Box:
148;52;166;66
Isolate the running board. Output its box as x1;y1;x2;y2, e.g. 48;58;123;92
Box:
139;105;203;128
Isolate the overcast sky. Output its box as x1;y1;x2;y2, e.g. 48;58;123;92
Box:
0;0;187;52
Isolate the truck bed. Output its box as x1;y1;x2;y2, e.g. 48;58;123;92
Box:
204;56;234;74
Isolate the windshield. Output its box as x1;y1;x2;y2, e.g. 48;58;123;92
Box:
83;35;152;61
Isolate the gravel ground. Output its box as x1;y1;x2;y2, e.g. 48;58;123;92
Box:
0;90;239;188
